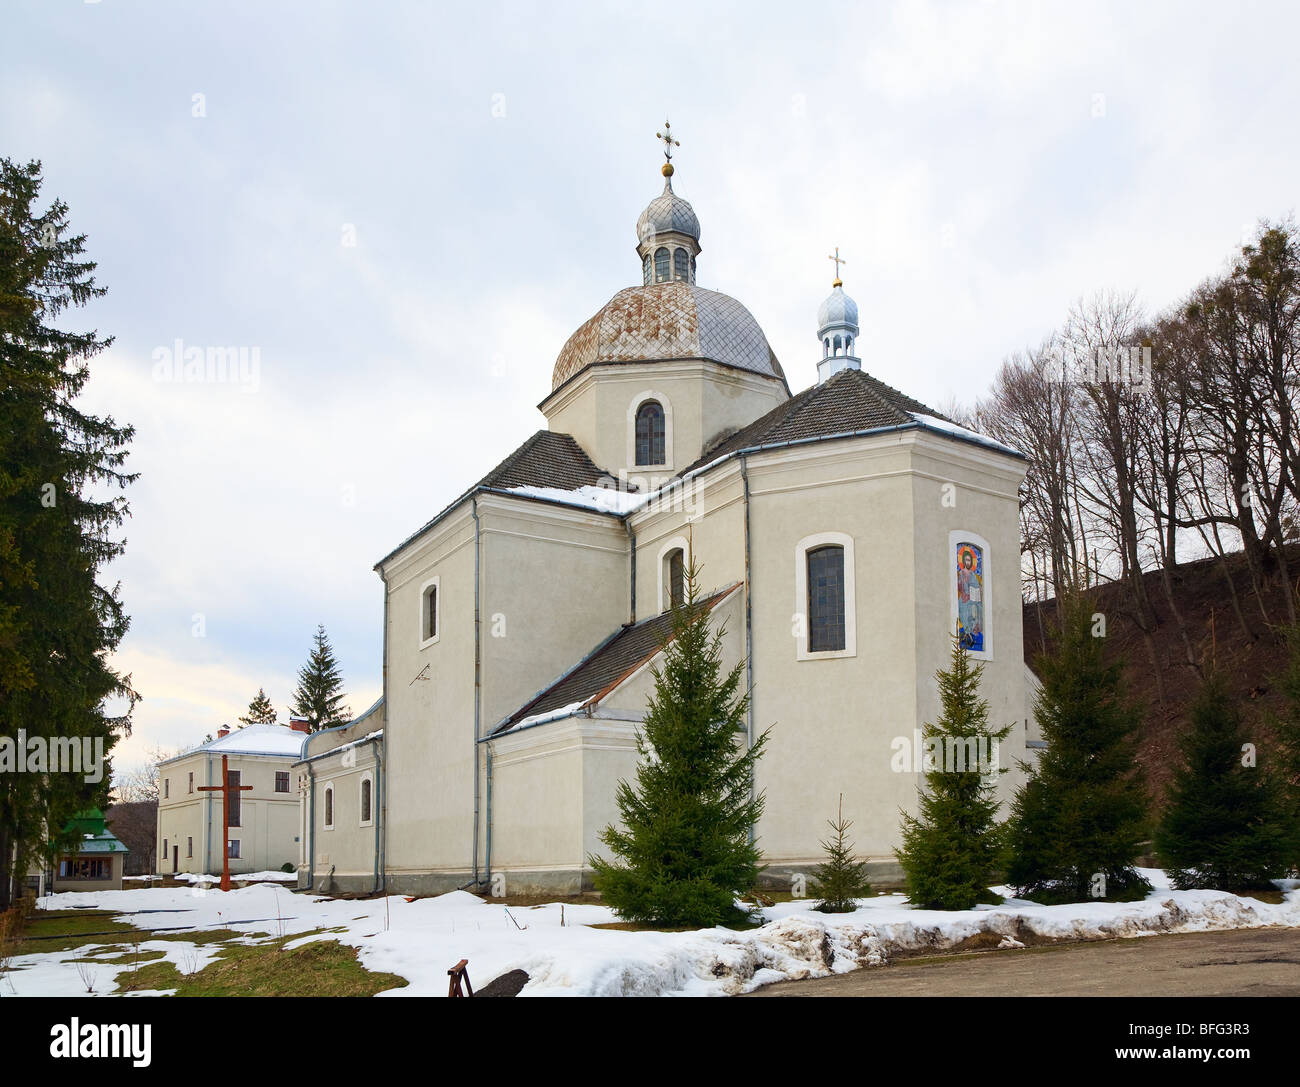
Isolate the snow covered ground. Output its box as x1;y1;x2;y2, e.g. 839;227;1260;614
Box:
5;870;1297;998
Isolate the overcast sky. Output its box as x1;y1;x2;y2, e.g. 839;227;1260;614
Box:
4;0;1297;773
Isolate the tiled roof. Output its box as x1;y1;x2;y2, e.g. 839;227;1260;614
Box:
681;367;946;475
550;283;787;394
493;584;742;734
377;431;611;567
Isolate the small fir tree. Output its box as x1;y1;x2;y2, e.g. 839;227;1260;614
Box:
895;634;1012;910
590;560;769;928
238;687;278;726
1005;593;1151;903
811;794;870;912
290;625;350;731
1156;670;1290;890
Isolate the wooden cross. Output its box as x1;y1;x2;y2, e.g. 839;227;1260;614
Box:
828;246;846;285
197;753;252;892
655;119;680;162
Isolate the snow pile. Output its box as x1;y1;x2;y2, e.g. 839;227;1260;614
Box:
171;870;297;884
7;870;1297;998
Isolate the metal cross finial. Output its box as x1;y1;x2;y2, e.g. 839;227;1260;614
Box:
656;119;680;162
828;247;847;284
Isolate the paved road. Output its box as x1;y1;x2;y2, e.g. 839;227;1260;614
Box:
747;926;1300;996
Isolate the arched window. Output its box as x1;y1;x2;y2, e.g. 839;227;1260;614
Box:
324;785;334;830
423;584;437;640
642;253;652;286
654;247;670;282
833;334;842;355
635;400;665;465
666;548;685;610
673;247;688;280
360;776;372;826
807;545;846;652
419;577;440;646
824;338;830;358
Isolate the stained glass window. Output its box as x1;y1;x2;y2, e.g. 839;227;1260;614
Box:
955;541;985;652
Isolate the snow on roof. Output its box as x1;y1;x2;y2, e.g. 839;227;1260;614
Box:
504;483;649;515
911;413;1024;459
166;722;308;763
494;701;587;737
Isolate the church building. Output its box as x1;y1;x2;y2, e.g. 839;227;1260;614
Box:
298;126;1040;896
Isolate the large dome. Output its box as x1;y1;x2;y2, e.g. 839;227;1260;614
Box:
551;282;785;392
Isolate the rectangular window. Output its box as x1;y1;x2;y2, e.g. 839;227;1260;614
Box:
61;857;109;881
228;770;242;827
227;840;240;859
187;837;193;858
275;771;290;793
807;546;846;652
188;771;194;794
164;778;169;799
162;838;168;859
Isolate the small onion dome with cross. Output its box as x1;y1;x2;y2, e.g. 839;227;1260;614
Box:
817;247;861;383
636;119;700;286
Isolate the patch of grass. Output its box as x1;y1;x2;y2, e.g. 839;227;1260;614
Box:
118;936;407;997
149;928;270;945
15;910;136;952
72;947;167;966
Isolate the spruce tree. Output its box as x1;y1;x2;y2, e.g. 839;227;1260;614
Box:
1156;670;1290;890
290;625;349;731
895;634;1011;910
590;560;769;928
0;159;137;908
1005;595;1150;903
238;688;278;726
811;794;870;912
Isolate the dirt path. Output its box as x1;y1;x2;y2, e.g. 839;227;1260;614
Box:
746;926;1300;996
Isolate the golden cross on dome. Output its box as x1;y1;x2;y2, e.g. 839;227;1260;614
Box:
828;247;846;286
656;120;680;164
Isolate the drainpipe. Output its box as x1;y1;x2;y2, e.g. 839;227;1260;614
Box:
740;452;756;844
624;516;636;624
377;569;389;894
372;746;384;894
305;760;316;892
471;497;482;886
484;740;494;891
202;756;212;873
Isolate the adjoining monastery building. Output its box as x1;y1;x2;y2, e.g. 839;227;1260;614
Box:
157;722;308;876
297;130;1042;896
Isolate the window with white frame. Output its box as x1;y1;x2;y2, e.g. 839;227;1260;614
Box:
360;774;373;827
794;532;858;660
323;784;335;830
656;536;690;613
418;576;440;648
949;530;992;659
